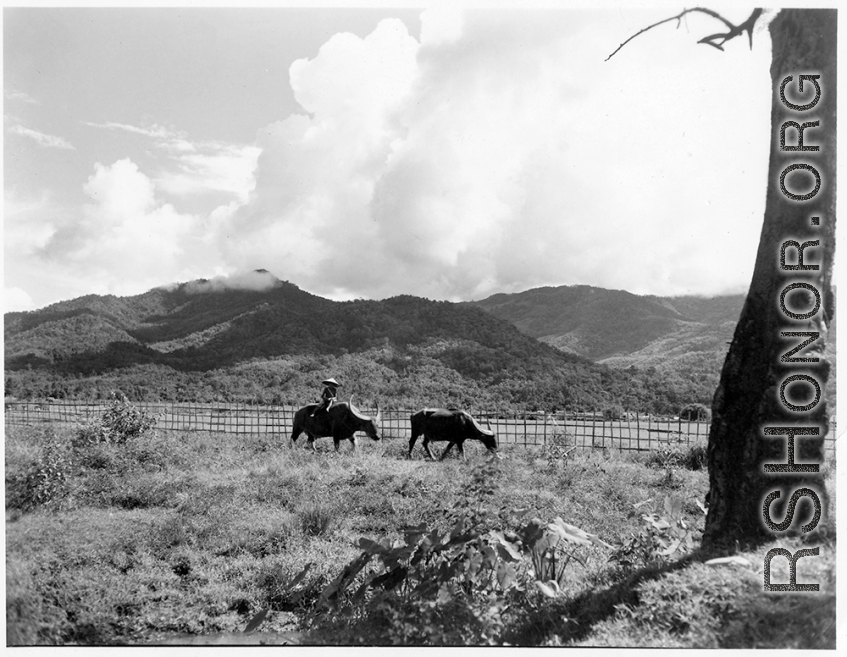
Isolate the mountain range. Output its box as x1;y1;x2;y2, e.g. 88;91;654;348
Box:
7;271;831;413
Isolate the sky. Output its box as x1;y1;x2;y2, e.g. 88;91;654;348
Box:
4;4;780;312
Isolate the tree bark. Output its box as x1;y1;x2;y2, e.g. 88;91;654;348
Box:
703;9;836;550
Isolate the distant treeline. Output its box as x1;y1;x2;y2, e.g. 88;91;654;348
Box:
5;345;718;415
4;282;747;415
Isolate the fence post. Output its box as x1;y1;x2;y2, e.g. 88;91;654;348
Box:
591;412;596;448
647;413;652;450
636;412;641;451
522;407;527;447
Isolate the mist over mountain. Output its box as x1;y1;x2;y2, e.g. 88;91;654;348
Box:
8;273;825;414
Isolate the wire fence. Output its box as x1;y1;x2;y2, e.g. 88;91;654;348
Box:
4;399;838;454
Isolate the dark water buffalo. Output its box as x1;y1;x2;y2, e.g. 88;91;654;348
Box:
409;408;499;460
291;397;381;452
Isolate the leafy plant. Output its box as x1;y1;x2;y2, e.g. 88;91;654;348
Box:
6;428;74;511
610;495;703;569
680;444;707;471
544;416;575;470
291;461;612;644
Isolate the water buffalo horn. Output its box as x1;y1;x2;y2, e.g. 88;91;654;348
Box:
374;401;381;423
349;396;372;422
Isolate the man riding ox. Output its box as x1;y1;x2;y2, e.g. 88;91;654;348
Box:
311;377;340;417
292;396;381;453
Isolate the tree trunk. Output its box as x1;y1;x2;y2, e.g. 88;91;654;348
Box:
703;9;836;550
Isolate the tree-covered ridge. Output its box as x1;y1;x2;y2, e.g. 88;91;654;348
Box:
3;277;757;413
470;285;747;361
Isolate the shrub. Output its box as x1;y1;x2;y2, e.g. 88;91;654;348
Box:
6;428;74;511
603;405;625;421
679;403;710;421
74;392;157;447
646;443;708;472
679;444;707;471
76;444;114;470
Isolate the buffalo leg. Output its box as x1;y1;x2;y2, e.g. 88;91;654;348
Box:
457;442;466;460
408;433;419;458
440;441;456;461
422;436;437;460
306;434;317;452
333;438;341;453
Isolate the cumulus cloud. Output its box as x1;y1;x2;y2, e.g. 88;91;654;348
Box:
9;124;75;149
216;17;420;289
34;159;206;297
215;9;770;301
12;9;773;309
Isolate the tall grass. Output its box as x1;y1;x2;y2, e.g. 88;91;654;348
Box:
5;425;836;646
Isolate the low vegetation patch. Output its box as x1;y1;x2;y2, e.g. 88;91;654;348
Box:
5;425;835;647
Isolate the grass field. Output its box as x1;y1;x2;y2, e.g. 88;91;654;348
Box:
5;420;836;647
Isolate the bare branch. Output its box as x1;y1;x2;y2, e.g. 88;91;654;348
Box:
606;7;763;61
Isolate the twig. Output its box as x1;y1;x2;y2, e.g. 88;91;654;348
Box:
606;7;764;61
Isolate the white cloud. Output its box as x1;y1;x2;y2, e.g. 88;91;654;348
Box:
420;7;463;47
4;189;61;311
10;9;774;309
8;124;75;149
155;142;261;202
4;287;35;313
84;121;259;203
210;10;769;301
4;189;57;255
33;159;208;298
217;18;420;290
83;121;171;138
5;89;39;105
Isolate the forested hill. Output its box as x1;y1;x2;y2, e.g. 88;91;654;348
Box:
470;284;836;412
4;274;713;413
470;285;746;361
6;276;588;372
